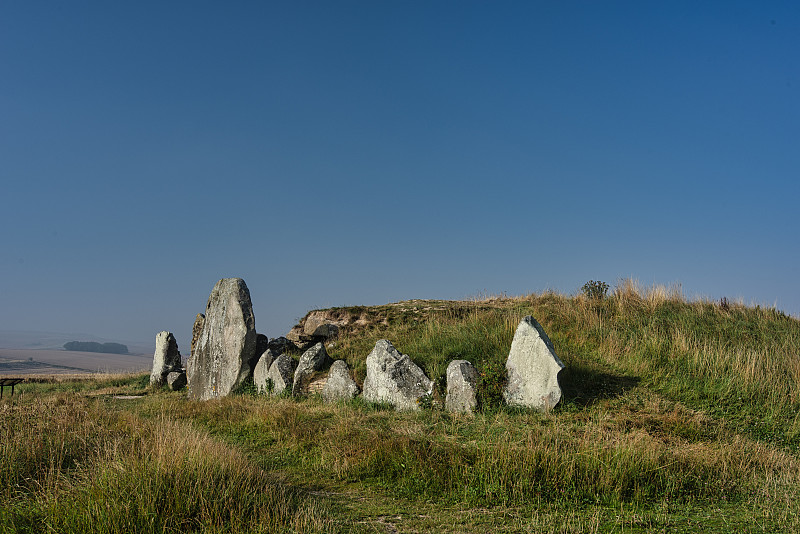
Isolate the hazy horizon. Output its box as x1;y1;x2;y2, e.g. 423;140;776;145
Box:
3;2;798;353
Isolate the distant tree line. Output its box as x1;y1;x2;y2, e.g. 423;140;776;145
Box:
63;341;129;354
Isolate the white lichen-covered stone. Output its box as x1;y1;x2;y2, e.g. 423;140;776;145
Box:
292;342;331;396
253;349;278;394
445;359;479;414
502;316;565;411
266;353;296;396
362;340;432;411
322;360;360;402
150;331;181;386
186;278;257;401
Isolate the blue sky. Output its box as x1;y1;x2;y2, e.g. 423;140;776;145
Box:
2;1;798;351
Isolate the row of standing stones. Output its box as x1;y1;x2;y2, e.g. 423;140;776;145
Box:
150;278;566;413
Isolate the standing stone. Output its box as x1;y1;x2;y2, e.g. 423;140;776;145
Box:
253;349;278;394
186;278;257;401
502;316;565;411
266;353;296;396
445;360;479;414
322;360;360;402
292;342;331;396
150;331;182;386
362;340;433;411
191;313;205;358
166;371;187;391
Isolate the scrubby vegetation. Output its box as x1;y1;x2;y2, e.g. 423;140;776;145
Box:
3;280;800;532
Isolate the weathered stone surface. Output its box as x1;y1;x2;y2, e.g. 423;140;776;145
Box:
186;278;257;401
266;353;296;396
292;342;331;396
255;334;269;358
253;349;278;394
303;312;341;339
285;328;315;351
267;336;293;354
502;316;565;411
166;371;187;391
445;359;479;414
322;359;360;402
190;313;205;358
251;333;269;372
362;340;432;410
150;331;182;386
285;311;345;352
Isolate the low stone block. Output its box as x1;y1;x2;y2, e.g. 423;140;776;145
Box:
166;371;187;391
322;360;360;402
362;340;432;411
445;359;478;414
292;343;331;396
266;353;296;396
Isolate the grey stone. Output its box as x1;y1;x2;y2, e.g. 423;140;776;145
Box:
445;360;479;414
166;371;187;391
362;340;433;411
322;360;360;402
186;278;257;401
266;353;296;396
267;336;293;354
190;313;205;358
253;349;278;394
251;333;269;372
150;331;182;386
502;316;565;411
292;342;331;396
303;312;341;339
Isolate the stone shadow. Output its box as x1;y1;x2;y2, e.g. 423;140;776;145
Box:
557;363;640;408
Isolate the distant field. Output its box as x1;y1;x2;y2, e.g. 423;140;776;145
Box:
0;348;151;375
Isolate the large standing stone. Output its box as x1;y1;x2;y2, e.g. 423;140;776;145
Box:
445;360;479;414
502;316;565;411
253;349;278;394
150;331;182;386
266;353;296;396
292;343;331;396
362;340;433;410
322;360;360;402
186;278;257;401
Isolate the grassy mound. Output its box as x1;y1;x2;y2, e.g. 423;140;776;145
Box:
3;280;800;533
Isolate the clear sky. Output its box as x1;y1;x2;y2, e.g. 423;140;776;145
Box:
2;1;798;351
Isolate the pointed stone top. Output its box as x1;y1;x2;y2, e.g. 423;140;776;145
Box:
502;316;565;411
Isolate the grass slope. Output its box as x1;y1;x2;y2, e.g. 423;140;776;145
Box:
2;281;800;533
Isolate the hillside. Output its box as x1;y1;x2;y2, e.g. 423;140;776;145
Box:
3;281;800;533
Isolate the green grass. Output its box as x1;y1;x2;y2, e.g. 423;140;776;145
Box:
3;282;800;532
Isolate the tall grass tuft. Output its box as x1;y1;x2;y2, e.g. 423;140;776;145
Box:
0;394;335;533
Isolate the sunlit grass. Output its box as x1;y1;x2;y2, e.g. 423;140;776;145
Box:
3;281;800;532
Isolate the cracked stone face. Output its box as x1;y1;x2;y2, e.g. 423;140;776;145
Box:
502;316;565;412
362;339;432;411
187;278;256;401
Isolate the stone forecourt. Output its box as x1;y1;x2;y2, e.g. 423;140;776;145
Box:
155;278;565;413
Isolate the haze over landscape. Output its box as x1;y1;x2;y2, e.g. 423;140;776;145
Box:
2;2;798;355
